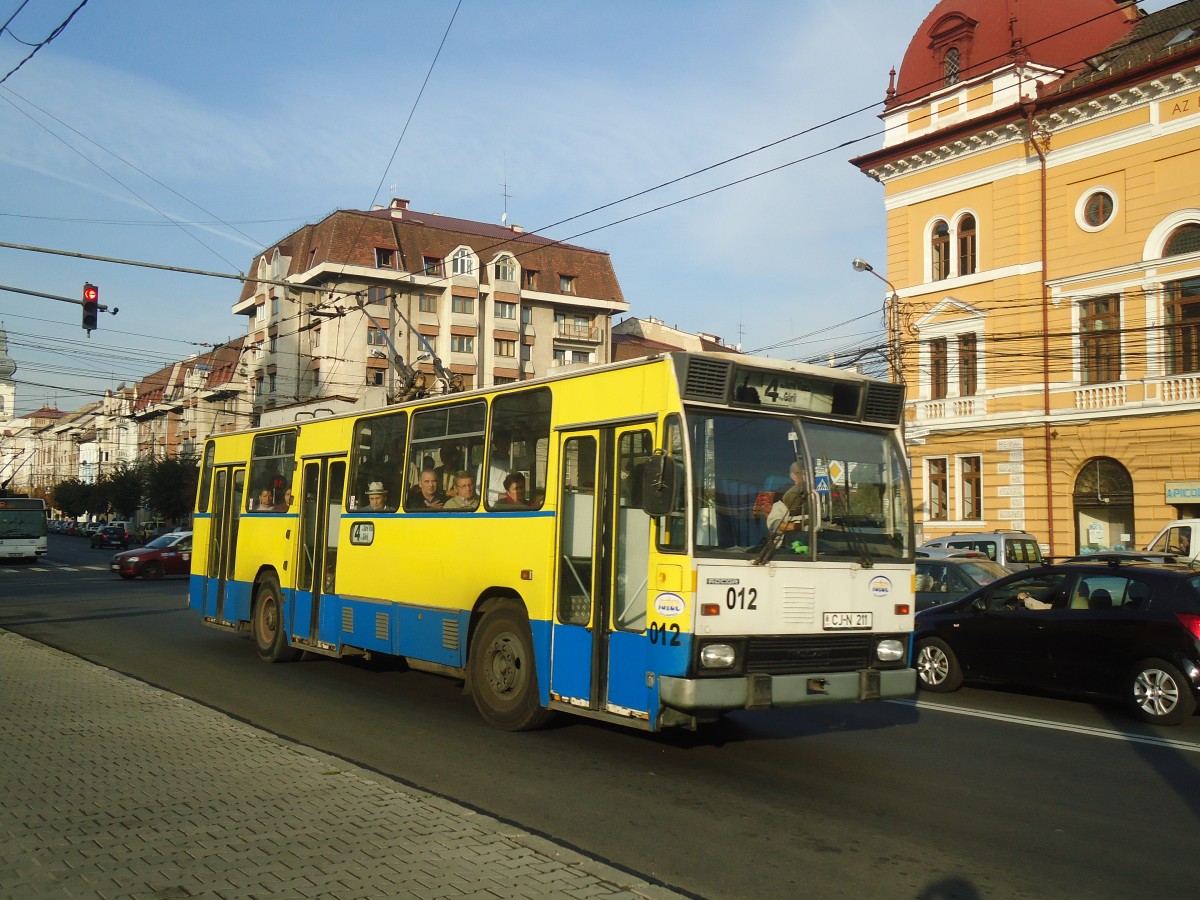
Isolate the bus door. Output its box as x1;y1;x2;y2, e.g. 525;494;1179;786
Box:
291;457;346;643
551;425;655;719
203;465;245;625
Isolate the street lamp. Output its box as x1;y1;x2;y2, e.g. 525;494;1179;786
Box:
852;258;901;383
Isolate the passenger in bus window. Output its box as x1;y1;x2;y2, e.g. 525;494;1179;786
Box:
406;469;445;511
443;472;479;510
273;488;294;512
766;461;809;533
493;472;528;509
254;488;274;511
362;481;389;512
435;442;462;496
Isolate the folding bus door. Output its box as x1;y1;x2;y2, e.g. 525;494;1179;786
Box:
551;424;655;720
291;457;346;644
203;465;245;626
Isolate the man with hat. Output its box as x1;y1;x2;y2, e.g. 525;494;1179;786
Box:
363;481;389;511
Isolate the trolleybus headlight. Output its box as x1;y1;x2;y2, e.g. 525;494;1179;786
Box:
876;639;904;662
699;643;737;669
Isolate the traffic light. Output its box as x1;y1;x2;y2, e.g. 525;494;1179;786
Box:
82;283;99;332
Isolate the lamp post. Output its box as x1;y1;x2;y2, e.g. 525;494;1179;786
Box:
852;258;900;383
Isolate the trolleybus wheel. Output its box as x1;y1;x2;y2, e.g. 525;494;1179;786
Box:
470;604;554;731
253;574;300;663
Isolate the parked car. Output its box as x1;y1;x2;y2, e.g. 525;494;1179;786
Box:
91;525;130;550
82;521;104;538
915;556;1010;611
915;559;1200;725
920;530;1044;570
110;531;192;579
915;547;986;559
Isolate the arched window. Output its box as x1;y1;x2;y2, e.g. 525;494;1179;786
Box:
943;47;960;86
493;255;516;282
452;248;474;276
1164;224;1200;257
957;214;976;276
1162;223;1200;375
931;220;950;281
1073;457;1134;554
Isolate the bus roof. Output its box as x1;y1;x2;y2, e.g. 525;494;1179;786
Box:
214;350;901;439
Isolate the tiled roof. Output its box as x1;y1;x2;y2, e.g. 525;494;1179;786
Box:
1057;0;1200;92
239;205;624;305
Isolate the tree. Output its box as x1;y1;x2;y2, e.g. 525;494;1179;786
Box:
105;463;145;521
143;454;199;524
52;479;89;519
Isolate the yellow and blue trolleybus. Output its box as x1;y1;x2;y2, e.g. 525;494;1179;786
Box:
190;351;916;731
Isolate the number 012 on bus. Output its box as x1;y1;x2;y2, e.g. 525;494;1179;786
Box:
190;351;916;731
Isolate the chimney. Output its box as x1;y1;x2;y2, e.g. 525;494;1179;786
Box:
509;224;524;233
390;198;409;210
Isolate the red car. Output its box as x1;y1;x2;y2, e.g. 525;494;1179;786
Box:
111;531;193;580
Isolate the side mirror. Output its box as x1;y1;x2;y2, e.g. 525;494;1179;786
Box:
641;452;677;517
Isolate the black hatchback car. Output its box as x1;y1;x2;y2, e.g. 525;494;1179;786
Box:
90;525;130;550
915;560;1200;725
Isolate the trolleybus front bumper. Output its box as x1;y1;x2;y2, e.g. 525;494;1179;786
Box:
658;667;916;711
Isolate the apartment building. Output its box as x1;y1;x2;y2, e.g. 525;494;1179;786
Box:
232;198;628;420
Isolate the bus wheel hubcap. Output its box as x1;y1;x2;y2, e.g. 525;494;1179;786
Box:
486;635;521;696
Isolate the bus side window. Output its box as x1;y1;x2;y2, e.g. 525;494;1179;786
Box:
488;388;551;510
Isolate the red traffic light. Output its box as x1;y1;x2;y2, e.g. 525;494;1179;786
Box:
82;282;99;332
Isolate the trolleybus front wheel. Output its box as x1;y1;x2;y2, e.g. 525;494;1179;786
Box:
470;604;554;731
253;574;300;663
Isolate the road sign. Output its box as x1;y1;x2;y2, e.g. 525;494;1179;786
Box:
814;475;831;495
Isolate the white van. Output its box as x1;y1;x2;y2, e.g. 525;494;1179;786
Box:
1144;519;1200;561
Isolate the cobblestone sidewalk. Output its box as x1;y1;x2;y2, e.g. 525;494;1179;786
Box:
0;630;681;899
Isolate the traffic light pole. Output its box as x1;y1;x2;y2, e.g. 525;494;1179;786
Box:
0;282;117;334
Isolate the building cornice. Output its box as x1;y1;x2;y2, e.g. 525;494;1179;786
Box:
858;61;1200;185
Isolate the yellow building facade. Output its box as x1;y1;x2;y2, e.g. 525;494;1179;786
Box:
853;0;1200;556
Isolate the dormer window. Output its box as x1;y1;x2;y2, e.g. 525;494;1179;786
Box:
943;47;960;86
375;248;395;268
452;248;474;276
494;255;516;282
559;275;576;294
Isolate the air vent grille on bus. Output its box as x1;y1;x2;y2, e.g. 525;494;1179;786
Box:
342;607;354;633
442;617;460;651
863;381;905;424
682;357;732;402
375;613;389;641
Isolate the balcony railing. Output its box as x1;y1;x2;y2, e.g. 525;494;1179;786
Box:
1074;384;1126;409
916;396;984;420
1158;374;1200;403
555;322;602;342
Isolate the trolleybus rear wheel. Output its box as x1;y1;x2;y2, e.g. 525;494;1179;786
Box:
470;604;553;731
253;574;300;663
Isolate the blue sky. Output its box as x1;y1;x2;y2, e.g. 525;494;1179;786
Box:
0;0;1177;414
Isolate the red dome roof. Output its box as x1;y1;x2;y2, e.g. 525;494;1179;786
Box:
892;0;1138;106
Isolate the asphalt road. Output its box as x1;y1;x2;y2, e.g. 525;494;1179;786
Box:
3;536;1199;899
